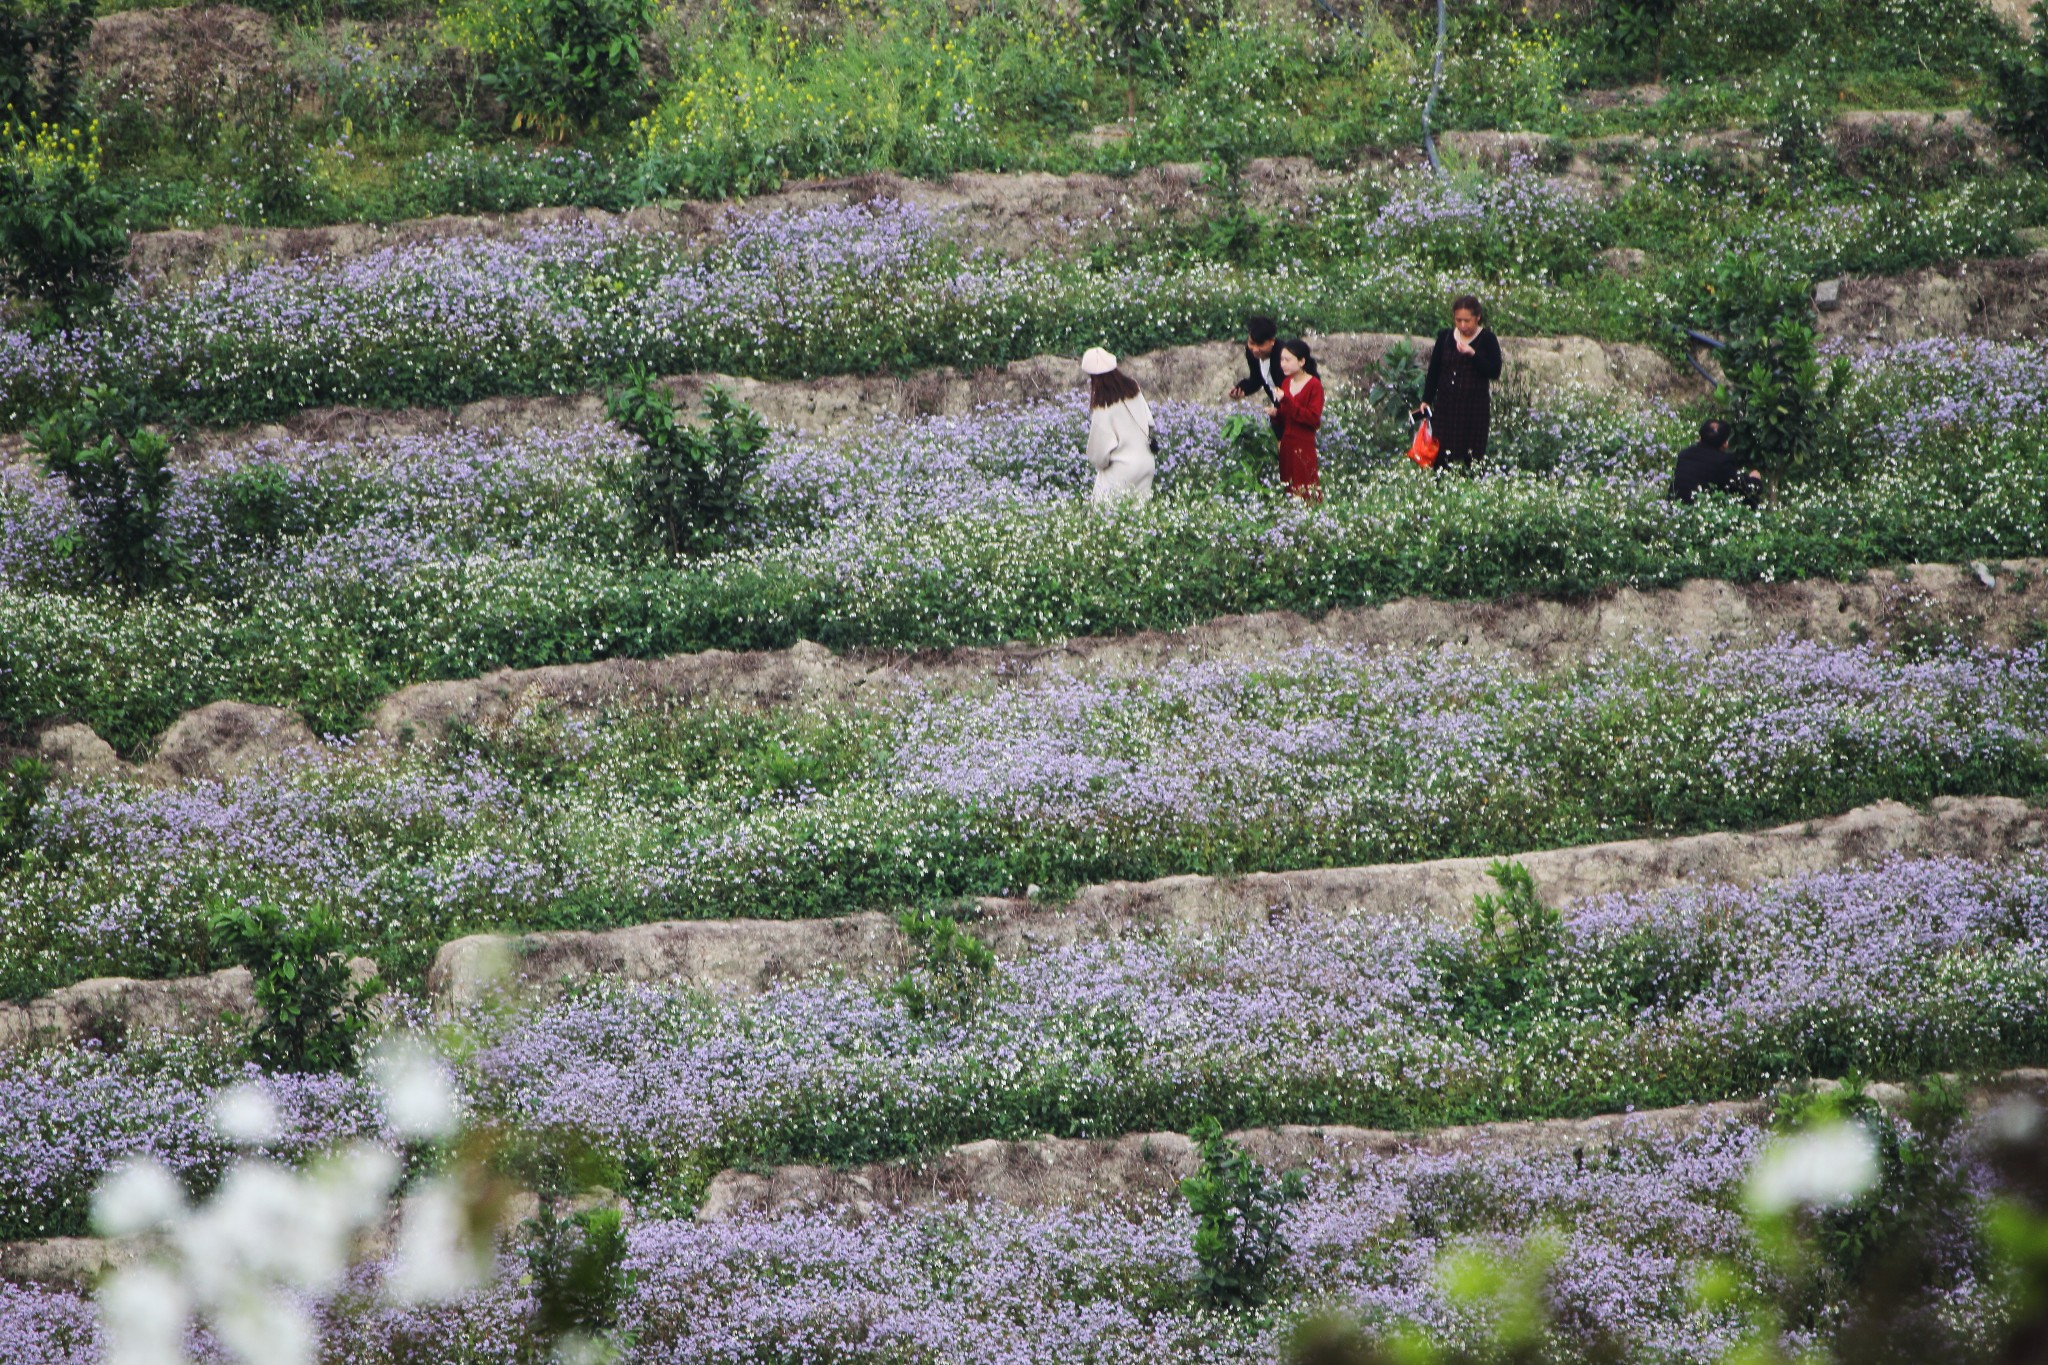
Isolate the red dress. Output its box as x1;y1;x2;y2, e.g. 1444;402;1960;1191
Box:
1273;374;1324;499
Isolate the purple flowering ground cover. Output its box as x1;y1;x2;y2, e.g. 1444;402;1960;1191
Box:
6;856;2047;1243
0;1109;2002;1363
0;200;1462;429
4;636;2046;998
5;334;2047;752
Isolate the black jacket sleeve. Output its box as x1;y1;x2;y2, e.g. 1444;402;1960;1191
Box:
1474;328;1503;382
1239;346;1274;399
1421;330;1447;406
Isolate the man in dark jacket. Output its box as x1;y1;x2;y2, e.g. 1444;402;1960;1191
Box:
1229;315;1284;434
1669;419;1763;507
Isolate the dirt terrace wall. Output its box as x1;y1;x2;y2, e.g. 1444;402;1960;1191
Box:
12;1074;2037;1288
1819;254;2048;345
428;795;2048;1009
699;1070;2048;1219
0;959;377;1054
126;160;1308;285
370;560;2048;749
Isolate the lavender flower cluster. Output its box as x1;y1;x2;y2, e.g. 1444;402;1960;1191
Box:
0;1107;2004;1363
0;200;1463;427
460;856;2048;1176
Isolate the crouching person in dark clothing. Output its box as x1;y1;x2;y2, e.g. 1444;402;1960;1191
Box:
1669;420;1763;508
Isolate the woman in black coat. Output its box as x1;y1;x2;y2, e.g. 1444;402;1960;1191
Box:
1416;295;1503;472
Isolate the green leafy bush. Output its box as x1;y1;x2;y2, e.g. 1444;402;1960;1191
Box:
445;0;652;137
1723;316;1853;494
605;376;769;558
0;757;49;871
1994;2;2048;166
0;116;125;318
206;900;375;1074
0;0;93;127
890;909;997;1022
29;389;182;594
1182;1115;1303;1311
1433;861;1568;1036
525;1202;629;1345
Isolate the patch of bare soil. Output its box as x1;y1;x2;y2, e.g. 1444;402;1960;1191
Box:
86;4;281;115
1820;253;2048;345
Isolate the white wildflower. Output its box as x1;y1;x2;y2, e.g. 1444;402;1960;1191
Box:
210;1084;280;1146
1745;1121;1880;1216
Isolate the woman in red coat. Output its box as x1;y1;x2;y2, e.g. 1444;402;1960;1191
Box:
1265;337;1324;500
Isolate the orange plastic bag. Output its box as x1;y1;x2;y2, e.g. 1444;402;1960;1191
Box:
1406;416;1440;469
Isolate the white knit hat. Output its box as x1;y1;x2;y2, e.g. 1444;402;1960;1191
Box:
1080;347;1117;375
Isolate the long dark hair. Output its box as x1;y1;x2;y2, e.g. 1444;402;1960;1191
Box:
1451;294;1486;322
1279;337;1319;379
1089;369;1142;408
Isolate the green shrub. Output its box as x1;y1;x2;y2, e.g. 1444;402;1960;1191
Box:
1994;2;2048;166
605;376;769;558
0;0;93;127
1723;316;1853;495
525;1203;629;1345
212;463;316;551
1182;1115;1303;1311
1366;339;1426;422
0;757;49;871
445;0;652;137
206;900;375;1074
1435;861;1568;1036
1083;0;1211;121
890;909;997;1022
0;116;125;318
29;389;182;594
1572;0;1680;86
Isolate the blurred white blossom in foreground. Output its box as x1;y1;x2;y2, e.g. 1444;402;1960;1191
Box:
92;1043;480;1365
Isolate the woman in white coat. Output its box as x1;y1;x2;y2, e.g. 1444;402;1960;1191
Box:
1080;347;1154;505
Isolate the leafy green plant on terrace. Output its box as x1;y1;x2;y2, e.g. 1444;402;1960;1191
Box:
1211;412;1281;497
444;0;652;137
606;375;770;559
1723;315;1853;498
1994;2;2048;166
28;387;183;594
0;0;92;128
1366;339;1426;422
1435;861;1568;1036
0;116;126;320
1182;1115;1304;1312
0;757;50;872
890;909;997;1022
525;1202;630;1346
206;900;377;1074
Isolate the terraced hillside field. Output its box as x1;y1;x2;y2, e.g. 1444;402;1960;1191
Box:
7;0;2048;1361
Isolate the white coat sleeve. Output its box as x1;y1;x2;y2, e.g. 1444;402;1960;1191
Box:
1086;408;1117;471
